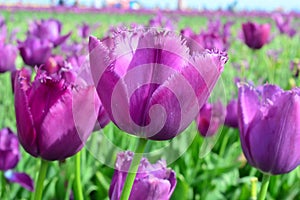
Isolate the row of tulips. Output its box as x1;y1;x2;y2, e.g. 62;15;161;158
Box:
0;10;300;200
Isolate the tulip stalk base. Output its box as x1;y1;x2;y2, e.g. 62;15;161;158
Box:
34;159;49;200
74;151;84;200
258;174;270;200
120;138;148;200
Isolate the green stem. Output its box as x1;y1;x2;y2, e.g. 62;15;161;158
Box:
34;159;49;200
258;174;271;200
219;129;230;157
1;171;6;198
74;151;84;200
120;138;148;200
250;177;258;200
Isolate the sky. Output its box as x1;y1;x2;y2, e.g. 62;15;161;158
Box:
1;0;300;11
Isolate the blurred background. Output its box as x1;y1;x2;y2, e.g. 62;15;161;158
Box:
0;0;300;12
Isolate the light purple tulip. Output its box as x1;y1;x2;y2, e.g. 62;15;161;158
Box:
0;15;6;44
238;84;300;174
89;29;227;140
148;13;176;31
28;18;71;47
273;13;296;37
14;57;100;161
109;151;177;200
0;43;18;73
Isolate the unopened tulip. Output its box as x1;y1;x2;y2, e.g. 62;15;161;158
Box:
242;22;271;49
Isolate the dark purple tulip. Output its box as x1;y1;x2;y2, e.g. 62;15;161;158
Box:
224;99;238;128
0;43;18;73
109;151;177;200
28;18;71;47
273;13;296;37
242;22;271;50
18;36;53;67
238;84;300;174
14;59;99;161
0;128;20;171
290;59;300;78
89;29;227;140
196;101;225;137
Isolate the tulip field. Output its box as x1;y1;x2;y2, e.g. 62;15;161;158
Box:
1;6;300;200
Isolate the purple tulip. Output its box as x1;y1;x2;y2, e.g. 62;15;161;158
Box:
224;99;238;128
242;22;271;50
290;59;300;78
196;101;225;137
0;15;6;44
273;13;296;37
14;57;100;161
77;23;90;39
109;151;177;200
89;29;227;140
180;27;194;38
18;36;53;67
148;13;176;31
60;41;85;57
0;43;18;73
0;128;34;191
238;84;300;174
28;18;71;47
4;170;34;191
0;128;20;171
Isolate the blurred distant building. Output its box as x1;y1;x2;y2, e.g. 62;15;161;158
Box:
105;0;140;9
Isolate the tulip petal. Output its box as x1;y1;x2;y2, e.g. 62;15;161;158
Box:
14;69;38;157
4;170;34;191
